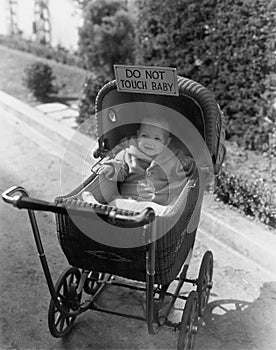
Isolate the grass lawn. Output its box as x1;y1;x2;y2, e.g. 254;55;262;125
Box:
0;45;88;107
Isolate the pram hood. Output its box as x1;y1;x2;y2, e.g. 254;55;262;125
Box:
94;76;225;174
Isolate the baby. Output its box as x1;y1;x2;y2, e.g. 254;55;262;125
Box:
83;116;194;207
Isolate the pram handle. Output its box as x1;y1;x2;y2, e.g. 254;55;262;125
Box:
2;186;155;227
2;186;27;205
2;186;66;214
107;207;155;227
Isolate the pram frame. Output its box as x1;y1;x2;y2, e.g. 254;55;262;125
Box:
2;74;224;349
2;185;203;338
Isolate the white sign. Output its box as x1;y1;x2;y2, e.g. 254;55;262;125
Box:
114;65;179;96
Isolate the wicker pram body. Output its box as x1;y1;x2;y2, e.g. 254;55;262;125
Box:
55;76;225;286
56;177;196;285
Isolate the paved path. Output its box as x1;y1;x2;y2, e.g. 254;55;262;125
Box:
1;107;276;350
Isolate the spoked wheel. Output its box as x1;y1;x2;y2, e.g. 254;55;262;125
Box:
196;250;213;317
84;271;106;295
48;267;82;338
177;291;199;350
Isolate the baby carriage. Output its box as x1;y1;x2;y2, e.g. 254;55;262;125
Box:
2;72;225;350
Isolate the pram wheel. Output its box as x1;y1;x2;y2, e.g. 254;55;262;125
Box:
196;250;213;317
177;291;199;350
48;267;81;338
84;271;105;295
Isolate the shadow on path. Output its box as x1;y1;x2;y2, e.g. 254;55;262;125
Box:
196;281;276;350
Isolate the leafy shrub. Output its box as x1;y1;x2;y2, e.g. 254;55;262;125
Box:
78;0;135;77
23;61;58;99
77;72;110;126
135;0;276;151
215;170;276;228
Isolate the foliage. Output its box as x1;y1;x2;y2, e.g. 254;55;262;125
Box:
23;61;58;99
77;72;110;126
136;0;276;150
215;169;276;229
0;34;85;68
72;0;91;10
78;0;135;77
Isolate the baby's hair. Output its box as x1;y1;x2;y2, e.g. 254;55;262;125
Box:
141;115;170;130
140;115;171;138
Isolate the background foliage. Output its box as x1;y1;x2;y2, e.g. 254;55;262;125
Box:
215;169;276;228
0;34;84;68
136;0;276;151
77;72;110;127
23;61;58;99
78;0;136;78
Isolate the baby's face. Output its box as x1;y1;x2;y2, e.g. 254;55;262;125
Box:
137;124;170;157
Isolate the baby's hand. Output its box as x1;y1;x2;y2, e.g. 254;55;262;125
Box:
97;164;114;178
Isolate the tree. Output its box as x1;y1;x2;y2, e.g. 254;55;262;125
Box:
78;0;135;78
72;0;91;10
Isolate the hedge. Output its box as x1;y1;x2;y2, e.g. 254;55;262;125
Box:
135;0;276;151
215;170;276;229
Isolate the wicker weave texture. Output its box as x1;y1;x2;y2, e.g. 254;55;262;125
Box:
56;179;198;285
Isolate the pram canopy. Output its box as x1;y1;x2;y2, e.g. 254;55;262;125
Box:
94;76;225;174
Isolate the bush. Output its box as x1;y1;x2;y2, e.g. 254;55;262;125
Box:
135;0;276;151
77;72;110;126
215;169;276;228
23;61;58;99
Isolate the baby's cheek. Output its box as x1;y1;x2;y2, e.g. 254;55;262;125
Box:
137;139;144;151
155;142;164;154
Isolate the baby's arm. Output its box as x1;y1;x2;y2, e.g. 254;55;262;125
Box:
166;155;195;201
98;149;129;181
97;164;114;177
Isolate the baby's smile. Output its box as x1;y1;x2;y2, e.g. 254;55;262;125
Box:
144;143;155;150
